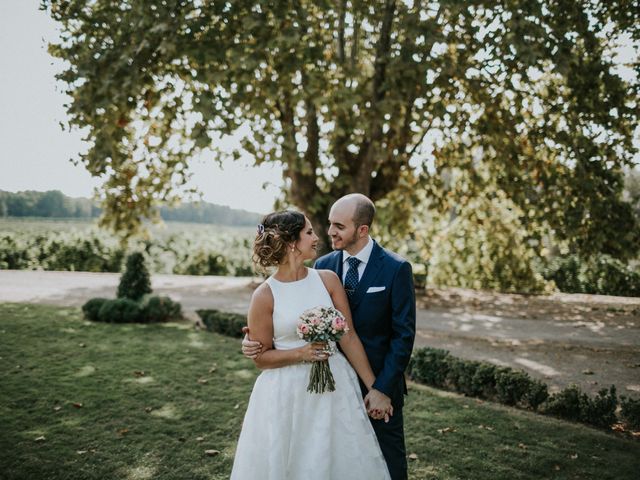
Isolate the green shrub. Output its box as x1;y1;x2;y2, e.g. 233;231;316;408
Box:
407;348;450;388
542;254;640;297
117;252;152;301
446;358;481;396
495;369;534;406
426;190;549;293
174;250;229;276
524;379;549;411
97;298;144;323
143;296;182;323
579;386;617;428
471;363;499;399
81;298;109;322
620;396;640;430
196;309;246;338
543;384;585;422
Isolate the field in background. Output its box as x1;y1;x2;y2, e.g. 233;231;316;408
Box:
0;218;255;275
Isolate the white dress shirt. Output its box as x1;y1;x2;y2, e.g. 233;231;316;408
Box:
341;236;374;283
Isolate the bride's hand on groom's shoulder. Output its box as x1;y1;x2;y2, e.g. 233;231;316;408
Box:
241;327;262;359
364;389;393;423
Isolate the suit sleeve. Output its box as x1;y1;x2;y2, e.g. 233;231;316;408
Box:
372;261;416;398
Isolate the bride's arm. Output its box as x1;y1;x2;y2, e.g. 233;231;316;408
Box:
248;283;328;369
317;271;376;391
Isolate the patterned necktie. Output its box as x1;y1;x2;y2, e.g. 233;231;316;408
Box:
344;256;361;298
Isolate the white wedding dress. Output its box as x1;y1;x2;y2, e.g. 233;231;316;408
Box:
230;268;390;480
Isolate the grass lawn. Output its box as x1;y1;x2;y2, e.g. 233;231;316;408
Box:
1;303;638;480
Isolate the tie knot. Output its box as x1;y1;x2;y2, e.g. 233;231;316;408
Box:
347;257;361;268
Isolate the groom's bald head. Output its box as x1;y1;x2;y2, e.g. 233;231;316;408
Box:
333;193;376;228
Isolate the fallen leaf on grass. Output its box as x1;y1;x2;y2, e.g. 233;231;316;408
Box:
72;402;83;408
437;427;456;434
196;437;205;442
53;406;62;412
117;428;129;436
205;450;220;456
408;453;418;461
553;465;560;471
518;443;527;450
35;436;46;442
209;367;217;373
478;424;494;431
570;453;578;460
234;403;240;410
133;371;146;377
145;407;153;413
197;378;208;384
77;450;87;455
78;343;86;348
582;369;594;375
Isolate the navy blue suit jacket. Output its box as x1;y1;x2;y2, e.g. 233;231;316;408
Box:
314;241;416;407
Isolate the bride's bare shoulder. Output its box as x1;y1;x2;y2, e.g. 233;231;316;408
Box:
250;281;274;307
316;269;341;288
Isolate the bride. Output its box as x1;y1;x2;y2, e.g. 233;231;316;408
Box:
230;210;391;480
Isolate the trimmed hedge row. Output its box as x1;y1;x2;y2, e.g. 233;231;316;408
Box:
82;295;182;323
407;347;629;430
196;309;247;338
197;309;640;432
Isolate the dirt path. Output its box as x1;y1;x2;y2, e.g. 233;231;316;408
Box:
1;270;638;399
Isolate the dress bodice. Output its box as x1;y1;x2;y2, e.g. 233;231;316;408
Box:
265;268;334;350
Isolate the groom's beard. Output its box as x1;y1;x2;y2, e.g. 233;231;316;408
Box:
332;230;359;251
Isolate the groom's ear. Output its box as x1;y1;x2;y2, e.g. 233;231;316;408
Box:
357;224;369;237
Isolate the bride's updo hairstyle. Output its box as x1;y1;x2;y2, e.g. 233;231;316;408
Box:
253;210;306;269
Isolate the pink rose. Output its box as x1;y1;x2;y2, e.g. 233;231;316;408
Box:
298;324;310;335
332;317;346;331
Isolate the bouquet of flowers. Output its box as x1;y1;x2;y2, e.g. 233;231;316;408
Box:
297;305;349;394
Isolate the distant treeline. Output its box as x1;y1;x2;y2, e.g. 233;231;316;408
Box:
0;190;262;226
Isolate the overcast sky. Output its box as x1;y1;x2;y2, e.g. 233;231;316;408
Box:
0;0;283;214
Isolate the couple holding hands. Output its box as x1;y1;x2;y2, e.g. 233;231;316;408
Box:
230;193;416;480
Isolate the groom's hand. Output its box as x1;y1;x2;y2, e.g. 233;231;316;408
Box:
241;326;262;359
364;389;393;423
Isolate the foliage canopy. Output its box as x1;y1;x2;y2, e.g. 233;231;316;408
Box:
45;0;639;256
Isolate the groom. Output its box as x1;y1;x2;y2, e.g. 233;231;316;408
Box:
243;193;416;480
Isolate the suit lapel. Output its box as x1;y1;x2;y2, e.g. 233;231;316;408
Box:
332;251;344;279
349;241;385;310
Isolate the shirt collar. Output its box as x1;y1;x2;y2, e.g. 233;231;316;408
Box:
342;236;374;266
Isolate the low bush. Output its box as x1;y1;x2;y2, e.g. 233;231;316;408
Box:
540;385;584;422
143;296;182;323
445;357;481;396
471;363;499;399
81;297;109;322
196;309;246;338
580;386;617;429
408;348;450;388
620;396;640;430
410;347;619;430
97;298;144;323
524;379;549;411
495;369;534;406
542;384;618;429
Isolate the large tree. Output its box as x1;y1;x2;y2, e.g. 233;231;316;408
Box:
45;0;639;255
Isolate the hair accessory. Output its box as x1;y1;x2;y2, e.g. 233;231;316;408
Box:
257;224;265;235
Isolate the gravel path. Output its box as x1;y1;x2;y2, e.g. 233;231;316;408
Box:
1;270;638;398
